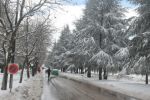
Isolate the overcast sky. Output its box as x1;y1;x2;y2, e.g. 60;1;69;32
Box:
70;0;135;7
52;0;137;40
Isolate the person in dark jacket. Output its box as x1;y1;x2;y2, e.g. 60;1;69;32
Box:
47;68;51;81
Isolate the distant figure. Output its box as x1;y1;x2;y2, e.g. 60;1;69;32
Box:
47;68;51;81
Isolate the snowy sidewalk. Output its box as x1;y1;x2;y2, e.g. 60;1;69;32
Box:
41;70;59;100
0;73;43;100
60;73;150;100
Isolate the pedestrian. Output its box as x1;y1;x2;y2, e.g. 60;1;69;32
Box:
47;67;51;81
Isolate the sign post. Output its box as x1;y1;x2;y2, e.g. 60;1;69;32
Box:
8;63;19;92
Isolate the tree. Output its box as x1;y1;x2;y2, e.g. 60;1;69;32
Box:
0;0;63;90
46;25;73;71
114;47;130;74
90;50;112;79
18;17;53;83
73;0;126;80
56;25;72;55
129;32;150;84
73;35;98;75
127;0;150;84
128;0;150;33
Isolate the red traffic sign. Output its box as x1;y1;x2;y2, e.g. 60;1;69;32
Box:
8;63;19;74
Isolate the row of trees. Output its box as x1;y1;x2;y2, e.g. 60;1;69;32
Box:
46;0;150;84
0;0;68;90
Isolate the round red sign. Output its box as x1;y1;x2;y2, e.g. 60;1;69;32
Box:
8;63;19;74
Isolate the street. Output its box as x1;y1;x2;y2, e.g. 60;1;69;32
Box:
42;76;117;100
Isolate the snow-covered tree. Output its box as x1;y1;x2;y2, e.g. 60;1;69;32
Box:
127;0;150;84
46;25;74;72
17;18;53;83
73;0;127;80
128;0;150;34
73;33;98;74
84;0;126;48
129;32;150;84
0;0;64;90
90;50;112;79
56;25;72;55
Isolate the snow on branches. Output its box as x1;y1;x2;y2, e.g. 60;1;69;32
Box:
90;50;112;67
114;47;129;60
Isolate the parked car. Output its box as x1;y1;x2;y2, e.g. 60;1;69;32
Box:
52;69;59;76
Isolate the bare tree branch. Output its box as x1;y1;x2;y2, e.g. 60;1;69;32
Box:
28;39;38;56
15;0;19;25
19;0;25;19
3;0;13;31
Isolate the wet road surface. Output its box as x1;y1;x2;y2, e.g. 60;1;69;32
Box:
44;76;116;100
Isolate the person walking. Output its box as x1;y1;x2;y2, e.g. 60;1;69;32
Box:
47;67;51;81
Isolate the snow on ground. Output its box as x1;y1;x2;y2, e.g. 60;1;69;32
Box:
0;70;28;97
0;71;43;100
60;72;150;100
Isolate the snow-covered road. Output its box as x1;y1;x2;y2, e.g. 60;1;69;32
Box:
41;76;59;100
42;76;119;100
60;73;150;100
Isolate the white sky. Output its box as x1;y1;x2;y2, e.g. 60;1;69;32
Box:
124;8;138;18
51;5;85;41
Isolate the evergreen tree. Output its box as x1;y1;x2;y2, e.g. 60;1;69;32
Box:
128;0;150;33
56;25;72;55
47;25;73;71
74;0;127;80
128;0;150;84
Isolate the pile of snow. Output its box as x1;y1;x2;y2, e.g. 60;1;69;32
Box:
0;70;31;89
0;73;43;100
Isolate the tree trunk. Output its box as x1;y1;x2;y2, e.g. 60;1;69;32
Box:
145;59;149;84
34;59;38;75
87;65;91;78
19;59;26;83
73;68;76;73
19;66;24;83
9;74;13;92
1;67;8;90
26;18;30;78
99;67;102;80
9;38;16;92
63;67;65;72
32;66;35;76
81;66;84;74
27;63;30;78
76;68;78;73
1;65;4;73
1;53;11;90
61;68;63;72
145;73;148;84
103;67;108;80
